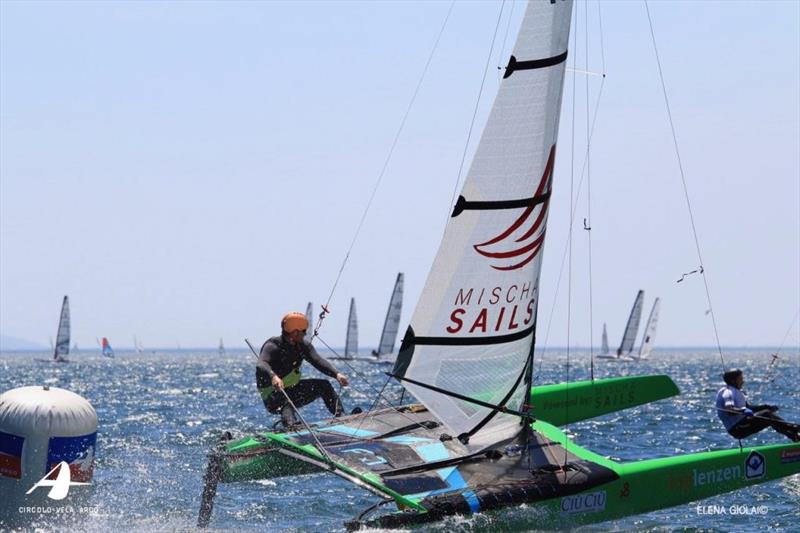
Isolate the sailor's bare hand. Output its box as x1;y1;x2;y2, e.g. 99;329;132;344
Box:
336;373;349;387
271;375;284;391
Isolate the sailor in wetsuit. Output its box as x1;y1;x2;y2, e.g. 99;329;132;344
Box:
256;311;349;428
715;368;798;442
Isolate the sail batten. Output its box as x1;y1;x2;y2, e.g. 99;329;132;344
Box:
394;0;573;446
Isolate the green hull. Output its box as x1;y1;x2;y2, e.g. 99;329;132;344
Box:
528;421;800;527
200;375;799;529
531;374;679;426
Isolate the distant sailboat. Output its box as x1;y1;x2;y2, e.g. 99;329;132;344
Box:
52;296;70;363
637;297;660;360
219;338;225;357
101;337;115;358
598;290;644;362
304;302;314;343
134;336;145;353
600;323;609;355
371;273;404;362
344;298;358;358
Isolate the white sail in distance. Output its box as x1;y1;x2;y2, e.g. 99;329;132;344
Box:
304;302;314;342
393;1;573;447
54;296;70;361
344;298;358;358
617;290;644;356
376;273;404;355
601;323;609;354
638;298;660;359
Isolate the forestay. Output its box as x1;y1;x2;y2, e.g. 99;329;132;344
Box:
54;296;70;361
617;290;644;356
393;0;573;447
345;298;358;357
377;273;404;355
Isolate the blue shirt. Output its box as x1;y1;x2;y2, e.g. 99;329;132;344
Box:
716;385;746;431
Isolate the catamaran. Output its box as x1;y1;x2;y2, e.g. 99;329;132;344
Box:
370;273;404;363
637;297;660;360
197;1;799;529
597;290;644;362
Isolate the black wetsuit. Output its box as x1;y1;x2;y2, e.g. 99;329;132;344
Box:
728;404;799;442
256;335;343;426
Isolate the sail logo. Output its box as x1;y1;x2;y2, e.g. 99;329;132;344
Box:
26;461;91;500
560;490;606;515
445;284;536;335
745;451;766;479
473;146;555;271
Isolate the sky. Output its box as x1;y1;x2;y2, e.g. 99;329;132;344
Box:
1;0;798;351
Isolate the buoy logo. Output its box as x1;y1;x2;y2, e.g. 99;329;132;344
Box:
26;461;91;500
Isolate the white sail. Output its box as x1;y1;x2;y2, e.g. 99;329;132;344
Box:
219;338;225;356
617;290;644;356
638;297;660;359
376;273;404;356
304;302;314;343
344;298;358;358
601;323;609;355
393;1;573;446
54;296;70;361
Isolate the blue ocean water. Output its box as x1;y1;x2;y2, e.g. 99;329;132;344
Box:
1;348;797;532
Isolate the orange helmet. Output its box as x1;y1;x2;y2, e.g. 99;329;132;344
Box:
281;312;309;333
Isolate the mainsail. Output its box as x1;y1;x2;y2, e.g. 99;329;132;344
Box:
53;295;70;361
101;337;115;358
393;1;573;446
219;338;225;356
344;298;358;357
375;273;404;355
617;290;644;356
601;323;609;354
638;297;660;359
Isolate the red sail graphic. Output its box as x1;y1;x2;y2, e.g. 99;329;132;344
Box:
473;146;555;271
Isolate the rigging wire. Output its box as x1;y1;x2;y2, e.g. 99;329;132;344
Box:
765;308;800;386
445;0;507;226
314;335;438;436
534;2;607;379
496;0;516;81
563;0;579;470
643;0;726;373
319;1;456;320
585;0;596;382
